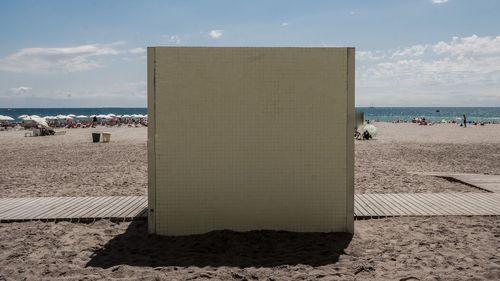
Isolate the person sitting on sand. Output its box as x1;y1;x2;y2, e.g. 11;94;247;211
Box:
362;130;372;140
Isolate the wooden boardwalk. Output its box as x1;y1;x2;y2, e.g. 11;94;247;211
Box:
354;193;500;218
0;196;147;222
1;193;500;222
413;172;500;193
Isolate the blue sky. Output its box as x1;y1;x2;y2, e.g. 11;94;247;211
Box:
1;0;500;107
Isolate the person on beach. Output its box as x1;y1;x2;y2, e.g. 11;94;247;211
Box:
463;114;467;128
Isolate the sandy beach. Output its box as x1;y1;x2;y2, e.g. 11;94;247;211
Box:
1;123;500;280
1;123;499;197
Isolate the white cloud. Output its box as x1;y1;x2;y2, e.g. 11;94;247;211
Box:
432;0;448;4
0;43;120;73
209;30;223;39
357;35;500;106
281;22;289;27
10;86;31;94
169;35;182;44
128;47;146;54
1;81;146;107
432;35;500;56
390;44;427;58
357;50;386;61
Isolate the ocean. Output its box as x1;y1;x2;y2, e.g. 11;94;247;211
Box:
359;107;500;123
1;107;500;123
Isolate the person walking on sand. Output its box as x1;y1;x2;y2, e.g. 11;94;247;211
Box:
463;114;467;128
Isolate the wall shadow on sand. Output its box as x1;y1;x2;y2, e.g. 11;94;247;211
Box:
87;220;352;268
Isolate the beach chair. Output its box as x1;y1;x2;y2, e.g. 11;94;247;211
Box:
24;128;41;137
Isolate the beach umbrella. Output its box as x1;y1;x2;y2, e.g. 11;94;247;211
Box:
361;124;379;137
0;115;15;121
18;114;29;119
107;113;117;117
30;115;41;118
122;114;131;118
76;115;89;119
67;114;76;118
45;116;58;120
31;117;50;128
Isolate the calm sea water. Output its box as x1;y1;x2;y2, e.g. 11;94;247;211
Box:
1;107;500;122
359;107;500;122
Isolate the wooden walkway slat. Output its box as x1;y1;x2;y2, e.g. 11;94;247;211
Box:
122;197;148;218
355;194;381;216
411;172;500;193
17;197;67;220
390;193;425;216
76;196;116;219
383;194;413;216
412;193;448;216
445;193;492;215
353;195;375;217
371;194;404;216
396;193;434;216
0;198;46;219
0;198;35;216
89;196;129;218
110;196;140;218
62;197;99;219
114;196;143;219
469;193;500;212
452;193;498;215
39;197;87;220
433;193;476;215
1;193;500;222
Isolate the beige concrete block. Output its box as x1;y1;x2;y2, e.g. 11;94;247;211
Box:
148;47;354;236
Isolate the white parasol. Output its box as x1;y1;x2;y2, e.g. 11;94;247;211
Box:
361;124;379;137
32;117;50;128
0;115;15;121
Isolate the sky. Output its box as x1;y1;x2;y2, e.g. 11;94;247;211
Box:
1;0;500;107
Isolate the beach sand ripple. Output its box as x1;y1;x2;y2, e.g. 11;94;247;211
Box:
0;217;498;280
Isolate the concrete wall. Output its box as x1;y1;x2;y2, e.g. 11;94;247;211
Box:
148;47;354;236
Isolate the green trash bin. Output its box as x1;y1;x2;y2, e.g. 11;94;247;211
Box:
92;133;100;143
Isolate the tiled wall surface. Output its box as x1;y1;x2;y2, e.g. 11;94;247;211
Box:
148;47;354;236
